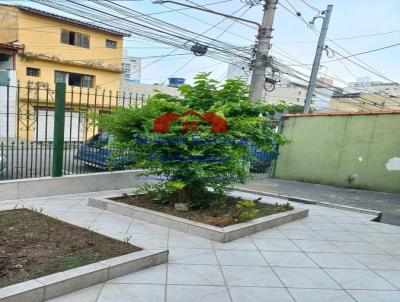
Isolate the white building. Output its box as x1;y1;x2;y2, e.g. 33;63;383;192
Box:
314;78;335;111
263;79;307;106
263;78;336;112
122;50;141;84
119;82;180;107
346;77;400;96
226;62;250;83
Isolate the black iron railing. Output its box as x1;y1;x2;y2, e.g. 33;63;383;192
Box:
0;81;149;180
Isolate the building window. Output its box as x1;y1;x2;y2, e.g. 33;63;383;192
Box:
26;67;40;77
55;71;94;88
61;29;90;48
106;39;117;49
122;63;131;80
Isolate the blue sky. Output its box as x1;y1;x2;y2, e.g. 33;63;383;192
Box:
3;0;400;86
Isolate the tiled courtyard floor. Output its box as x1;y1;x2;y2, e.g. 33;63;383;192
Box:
1;189;400;302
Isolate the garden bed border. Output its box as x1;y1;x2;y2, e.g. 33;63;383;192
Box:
88;196;309;242
0;249;168;302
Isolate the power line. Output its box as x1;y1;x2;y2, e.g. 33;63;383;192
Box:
331;48;399;84
279;1;399;86
167;4;250;80
323;42;400;63
298;0;320;13
30;0;251;67
160;2;255;43
271;44;400;107
274;60;397;109
141;61;225;81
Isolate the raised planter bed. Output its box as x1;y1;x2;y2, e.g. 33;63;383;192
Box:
88;194;308;242
0;209;168;302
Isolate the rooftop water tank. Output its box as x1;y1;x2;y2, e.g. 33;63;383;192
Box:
168;77;185;88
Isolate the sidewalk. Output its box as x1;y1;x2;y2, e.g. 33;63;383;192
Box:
236;179;400;226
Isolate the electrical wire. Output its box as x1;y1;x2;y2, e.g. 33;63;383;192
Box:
31;0;252;65
278;0;400;100
298;0;320;13
322;42;400;63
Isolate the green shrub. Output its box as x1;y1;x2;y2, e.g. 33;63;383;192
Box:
235;200;260;222
99;73;286;209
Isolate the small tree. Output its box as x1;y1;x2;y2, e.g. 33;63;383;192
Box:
99;73;286;209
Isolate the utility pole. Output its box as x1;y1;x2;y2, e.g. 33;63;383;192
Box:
250;0;278;101
303;5;333;113
154;0;277;101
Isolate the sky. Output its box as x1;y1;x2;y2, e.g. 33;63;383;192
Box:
2;0;400;86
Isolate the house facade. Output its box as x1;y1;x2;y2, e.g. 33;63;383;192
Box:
0;5;129;141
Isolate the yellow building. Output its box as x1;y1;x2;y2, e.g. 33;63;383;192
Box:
330;93;400;112
0;4;129;140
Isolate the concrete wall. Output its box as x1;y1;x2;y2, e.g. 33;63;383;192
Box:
0;170;148;201
275;112;400;193
0;6;18;44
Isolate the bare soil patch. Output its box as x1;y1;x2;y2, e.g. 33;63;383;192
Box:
0;209;141;288
112;194;293;227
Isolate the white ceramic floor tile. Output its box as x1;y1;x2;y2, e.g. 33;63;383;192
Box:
250;229;287;239
274;267;340;289
128;219;169;235
372;243;400;256
131;233;169;249
348;290;400;302
168;231;213;249
230;286;294;302
281;230;325;240
369;224;400;234
351;254;400;270
325;269;396;290
221;266;283;287
262;251;317;268
374;270;400;289
339;224;383;233
305;223;347;232
168;248;218;265
107;264;167;284
212;237;258;250
316;231;364;242
252;238;301;252
334;241;386;255
277;221;312;231
167;264;225;285
167;285;231;302
292;240;343;253
97;284;165;302
307;252;366;269
216;250;268;266
352;232;400;244
289;288;355;302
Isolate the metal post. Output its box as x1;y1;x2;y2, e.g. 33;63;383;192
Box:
303;5;333;113
250;0;278;101
52;82;66;177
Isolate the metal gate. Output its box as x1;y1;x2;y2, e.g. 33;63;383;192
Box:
0;77;148;181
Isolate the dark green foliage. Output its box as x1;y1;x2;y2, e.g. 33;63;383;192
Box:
287;104;305;114
99;73;286;207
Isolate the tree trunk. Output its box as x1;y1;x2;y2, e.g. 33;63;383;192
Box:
177;186;191;204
